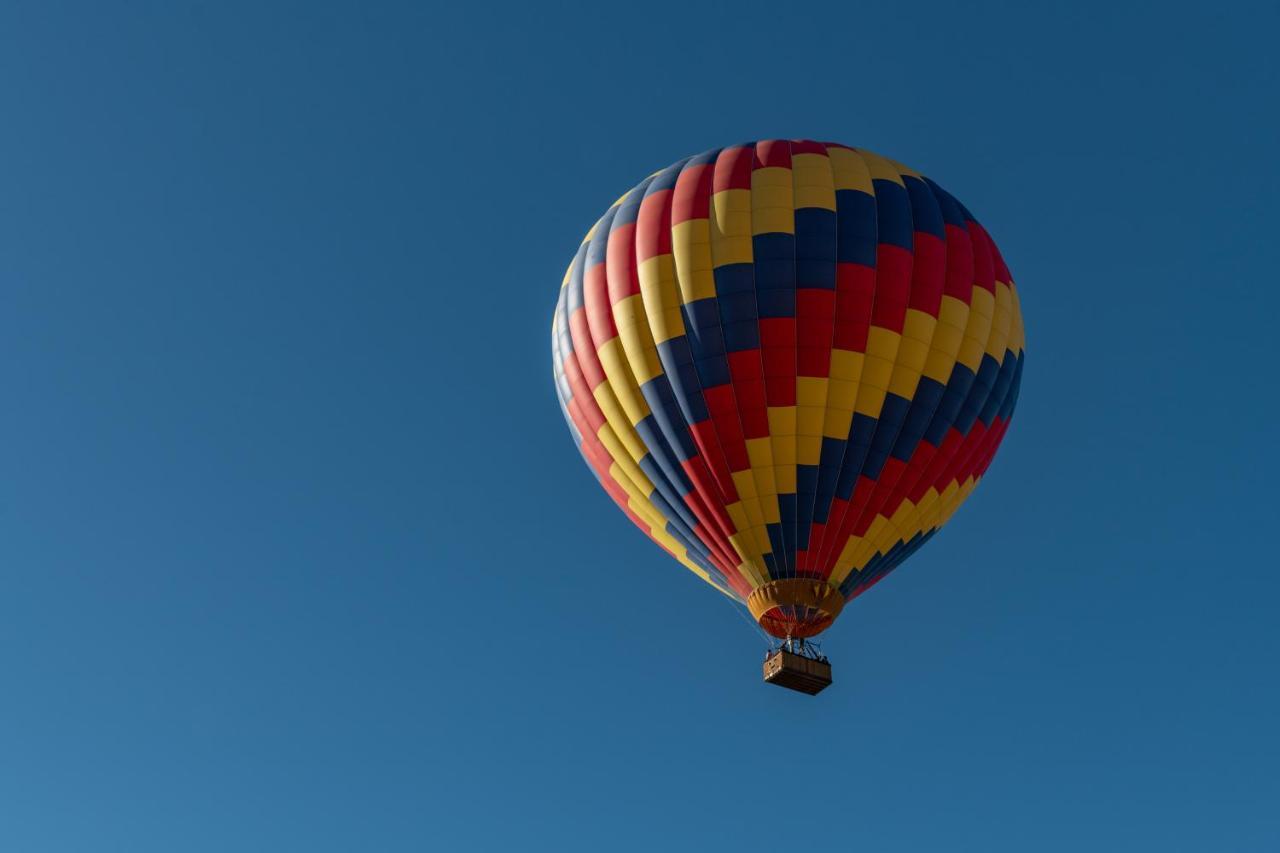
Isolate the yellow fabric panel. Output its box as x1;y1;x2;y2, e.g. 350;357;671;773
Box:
611;315;664;389
929;480;965;528
770;434;798;465
727;520;758;556
829;349;865;385
613;468;675;536
792;152;836;211
720;486;773;581
732;491;757;525
836;544;870;583
922;320;966;385
706;510;767;586
591;379;648;462
732;462;774;557
621;491;664;532
936;477;980;528
825;377;859;411
658;535;734;597
671;219;716;304
856;328;900;415
596;336;652;426
956;289;995;372
771;413;798;492
750;166;794;236
862;514;891;556
886;338;930;400
728;485;773;569
879;477;975;574
796;376;828;465
849;489;921;581
797;433;822;467
886;156;922;179
985;282;1013;360
843;518;901;579
887;306;937;401
756;475;780;513
744;438;781;523
938;293;969;330
876;493;936;569
765;410;798;518
727;522;752;555
856;148;906;187
970;284;996;321
736;497;762;530
823;402;854;440
830;534;864;585
611;291;643;327
735;558;769;589
877;499;925;562
598;427;655;498
767;406;797;437
923;295;970;383
646;517;692;556
637;255;685;344
854;383;889;419
925;478;976;537
1008;284;1026;354
833;507;903;586
828;147;874;194
902;308;936;345
797;376;828;407
726;502;751;533
864;326;901;364
709;189;753;265
848;492;927;577
856;357;895;399
825;350;864;438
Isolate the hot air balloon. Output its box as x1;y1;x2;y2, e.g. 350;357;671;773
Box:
551;140;1024;694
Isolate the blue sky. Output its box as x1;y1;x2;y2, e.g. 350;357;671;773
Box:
1;1;1277;850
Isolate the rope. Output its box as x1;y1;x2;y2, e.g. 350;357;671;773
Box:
724;595;774;649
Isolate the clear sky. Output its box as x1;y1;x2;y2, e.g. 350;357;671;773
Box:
1;1;1277;851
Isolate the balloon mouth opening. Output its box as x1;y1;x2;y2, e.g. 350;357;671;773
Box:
758;606;834;639
747;579;845;639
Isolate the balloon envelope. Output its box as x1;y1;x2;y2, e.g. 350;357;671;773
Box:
551;140;1024;639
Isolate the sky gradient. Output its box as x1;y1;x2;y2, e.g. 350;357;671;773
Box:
2;1;1277;850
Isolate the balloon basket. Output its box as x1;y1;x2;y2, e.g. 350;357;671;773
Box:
763;640;832;695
